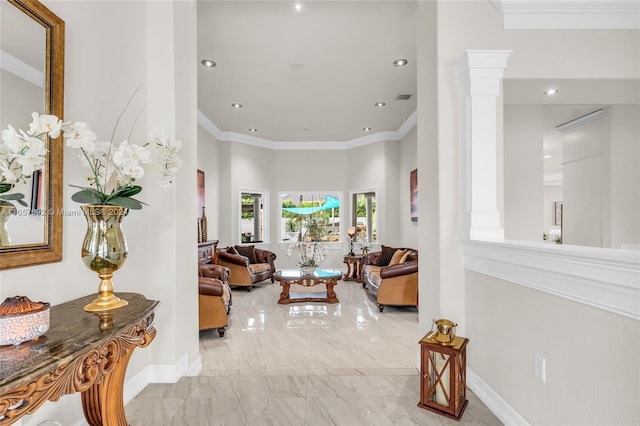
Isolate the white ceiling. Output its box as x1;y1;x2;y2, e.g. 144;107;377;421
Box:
196;1;417;144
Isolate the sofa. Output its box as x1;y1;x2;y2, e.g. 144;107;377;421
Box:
198;263;232;336
216;245;277;291
362;246;418;312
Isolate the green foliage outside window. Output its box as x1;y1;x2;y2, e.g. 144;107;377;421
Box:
281;195;341;242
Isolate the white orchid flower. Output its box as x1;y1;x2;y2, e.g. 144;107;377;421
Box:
29;112;62;139
4;107;183;208
63;122;97;152
1;125;24;154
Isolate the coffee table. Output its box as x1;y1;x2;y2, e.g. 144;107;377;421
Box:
274;269;342;304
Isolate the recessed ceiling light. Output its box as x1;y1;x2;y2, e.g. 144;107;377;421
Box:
393;58;408;67
544;88;559;96
294;3;302;11
374;102;386;107
363;127;372;131
544;155;552;159
201;59;216;68
249;128;258;133
231;103;243;109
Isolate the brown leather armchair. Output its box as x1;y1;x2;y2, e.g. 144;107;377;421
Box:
216;245;277;291
362;246;418;312
198;263;231;336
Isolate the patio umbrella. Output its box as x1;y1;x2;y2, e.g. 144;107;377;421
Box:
282;195;340;215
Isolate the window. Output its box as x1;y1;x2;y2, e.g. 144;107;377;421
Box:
352;191;377;243
240;191;266;243
280;192;342;243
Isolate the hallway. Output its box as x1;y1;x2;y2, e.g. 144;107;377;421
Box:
126;279;502;425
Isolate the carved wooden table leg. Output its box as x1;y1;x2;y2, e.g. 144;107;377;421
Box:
356;259;364;283
278;280;291;304
81;325;156;426
325;279;339;303
344;261;353;280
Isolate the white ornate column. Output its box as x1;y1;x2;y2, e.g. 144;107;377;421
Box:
455;50;512;241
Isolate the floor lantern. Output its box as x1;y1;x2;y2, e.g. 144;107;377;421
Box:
418;319;469;420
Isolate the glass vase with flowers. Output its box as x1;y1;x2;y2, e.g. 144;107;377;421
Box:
2;89;183;311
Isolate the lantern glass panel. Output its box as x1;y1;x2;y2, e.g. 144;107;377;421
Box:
432;352;451;406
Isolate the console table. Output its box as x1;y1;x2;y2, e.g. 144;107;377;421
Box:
198;239;219;264
0;293;158;425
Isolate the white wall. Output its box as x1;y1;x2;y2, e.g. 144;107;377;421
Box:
562;112;606;247
398;126;418;248
437;1;639;424
608;105;640;249
0;1;199;424
467;271;640;425
504;105;544;242
383;140;401;247
417;0;442;329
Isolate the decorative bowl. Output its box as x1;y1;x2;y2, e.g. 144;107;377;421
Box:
0;296;50;346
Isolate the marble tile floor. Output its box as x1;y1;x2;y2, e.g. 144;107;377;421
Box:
126;277;502;426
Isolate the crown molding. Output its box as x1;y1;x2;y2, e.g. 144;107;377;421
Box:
197;109;418;150
0;49;44;87
491;0;640;29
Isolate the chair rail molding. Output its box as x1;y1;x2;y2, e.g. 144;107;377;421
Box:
490;0;640;29
463;240;640;320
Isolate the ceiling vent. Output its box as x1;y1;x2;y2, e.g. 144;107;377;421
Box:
396;94;412;100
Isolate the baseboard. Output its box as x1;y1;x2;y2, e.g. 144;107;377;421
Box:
127;354;202;399
76;353;203;426
467;368;530;426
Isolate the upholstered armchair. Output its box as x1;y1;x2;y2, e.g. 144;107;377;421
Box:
362;246;418;312
198;263;232;336
216;245;277;291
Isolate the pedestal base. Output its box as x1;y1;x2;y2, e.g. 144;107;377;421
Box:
84;294;128;312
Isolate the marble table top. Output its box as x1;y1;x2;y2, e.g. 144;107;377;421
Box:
0;293;158;392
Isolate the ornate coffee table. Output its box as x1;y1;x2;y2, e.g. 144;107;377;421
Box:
274;269;342;304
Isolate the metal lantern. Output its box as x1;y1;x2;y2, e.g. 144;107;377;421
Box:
418;319;469;420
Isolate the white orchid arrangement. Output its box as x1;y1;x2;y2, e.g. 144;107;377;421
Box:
287;240;328;268
1;94;182;210
64;118;182;209
0;112;57;207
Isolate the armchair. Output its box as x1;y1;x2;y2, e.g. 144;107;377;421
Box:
362;246;418;312
216;245;277;291
198;263;231;336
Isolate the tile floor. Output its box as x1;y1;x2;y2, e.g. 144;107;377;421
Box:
126;276;502;426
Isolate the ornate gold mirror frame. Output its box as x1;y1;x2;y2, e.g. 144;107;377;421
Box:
1;0;64;269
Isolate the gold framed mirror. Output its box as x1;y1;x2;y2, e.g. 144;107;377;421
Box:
0;0;64;269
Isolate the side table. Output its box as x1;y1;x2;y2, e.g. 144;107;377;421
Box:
343;255;365;282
